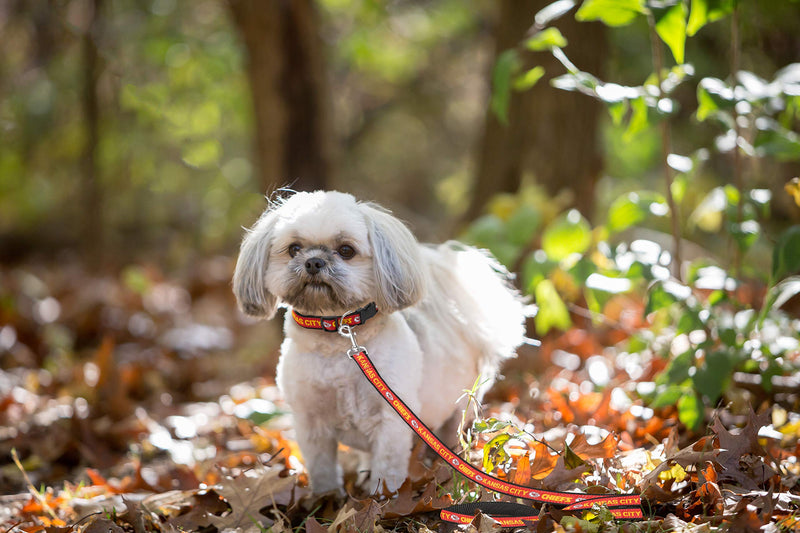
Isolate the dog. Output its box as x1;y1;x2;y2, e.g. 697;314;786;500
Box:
233;190;527;494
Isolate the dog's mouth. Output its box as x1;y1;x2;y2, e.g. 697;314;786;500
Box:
284;277;349;314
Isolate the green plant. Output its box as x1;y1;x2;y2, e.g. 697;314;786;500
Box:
464;0;800;431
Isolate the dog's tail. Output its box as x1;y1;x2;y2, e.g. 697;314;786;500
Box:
418;242;530;371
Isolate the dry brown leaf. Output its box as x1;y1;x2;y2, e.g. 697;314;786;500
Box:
512;453;532;485
83;517;125;533
305;517;329;533
539;455;590;490
568;432;618;460
208;464;296;533
529;440;559;480
713;408;778;489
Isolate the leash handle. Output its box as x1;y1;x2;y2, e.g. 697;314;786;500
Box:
347;347;645;525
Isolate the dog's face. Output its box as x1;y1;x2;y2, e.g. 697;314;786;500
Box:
233;191;426;318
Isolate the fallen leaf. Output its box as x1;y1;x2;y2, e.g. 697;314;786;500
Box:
529;440;559;480
326;505;358;531
562;442;586;470
83;517;125;533
305;517;329;533
713;408;778;489
383;478;452;518
208;464;296;532
512;453;532;485
539;455;591;489
568;432;618;460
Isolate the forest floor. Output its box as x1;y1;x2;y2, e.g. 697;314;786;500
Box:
1;258;799;532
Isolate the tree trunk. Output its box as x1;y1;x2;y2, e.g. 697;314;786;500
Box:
467;0;606;221
229;0;333;194
81;0;103;265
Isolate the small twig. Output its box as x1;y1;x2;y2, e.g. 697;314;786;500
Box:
647;13;683;281
730;3;744;279
567;303;623;329
11;448;59;521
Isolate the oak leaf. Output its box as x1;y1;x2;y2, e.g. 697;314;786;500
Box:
208;464;296;533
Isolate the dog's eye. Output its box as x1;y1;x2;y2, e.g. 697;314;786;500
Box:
288;243;302;258
337;244;356;260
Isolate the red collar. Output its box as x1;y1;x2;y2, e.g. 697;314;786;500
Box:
291;302;378;332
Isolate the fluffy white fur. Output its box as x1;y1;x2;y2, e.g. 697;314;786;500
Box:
233;191;526;494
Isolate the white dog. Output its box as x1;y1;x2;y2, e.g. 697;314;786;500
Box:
233;191;526;494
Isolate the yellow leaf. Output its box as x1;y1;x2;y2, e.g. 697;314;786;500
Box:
785;177;800;207
658;463;687;483
482;434;512;473
779;419;800;437
487;194;519;221
644;451;663;473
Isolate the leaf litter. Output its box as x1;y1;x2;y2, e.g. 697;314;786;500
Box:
1;260;799;531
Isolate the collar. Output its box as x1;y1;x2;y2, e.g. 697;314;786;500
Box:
291;302;379;332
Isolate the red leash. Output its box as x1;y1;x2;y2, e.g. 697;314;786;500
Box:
338;325;645;527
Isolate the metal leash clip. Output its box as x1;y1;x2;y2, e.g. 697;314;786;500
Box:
338;323;365;358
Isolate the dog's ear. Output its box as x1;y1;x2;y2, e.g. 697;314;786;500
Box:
233;208;279;319
361;203;426;312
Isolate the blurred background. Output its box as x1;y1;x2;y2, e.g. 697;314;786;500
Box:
1;0;797;270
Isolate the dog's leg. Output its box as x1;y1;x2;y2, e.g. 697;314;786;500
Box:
368;414;413;493
294;414;342;494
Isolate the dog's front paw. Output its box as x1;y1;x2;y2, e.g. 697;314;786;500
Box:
380;473;406;494
369;462;408;495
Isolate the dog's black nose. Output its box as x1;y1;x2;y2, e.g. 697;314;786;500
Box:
305;257;326;275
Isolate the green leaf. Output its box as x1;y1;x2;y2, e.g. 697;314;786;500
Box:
607;99;629;126
623;96;649;142
754;122;800;161
473;418;513;434
729;220;760;253
534;279;572;334
650;384;683;408
696;85;718;122
463;214;506;246
687;0;735;37
655;3;688;65
677;392;703;430
541;209;592;261
513;66;546;91
772;225;800;280
522;252;556;292
660;349;694;386
491;50;521;126
524;28;568;51
563;442;587;469
645;280;691;315
692;350;736;404
696;77;736;122
575;0;647;27
506;204;542;246
182;139;221;168
607;191;668;233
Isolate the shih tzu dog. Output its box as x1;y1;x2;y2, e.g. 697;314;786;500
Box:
233;190;527;494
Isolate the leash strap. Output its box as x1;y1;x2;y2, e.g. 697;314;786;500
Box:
292;302;378;332
347;348;645;526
